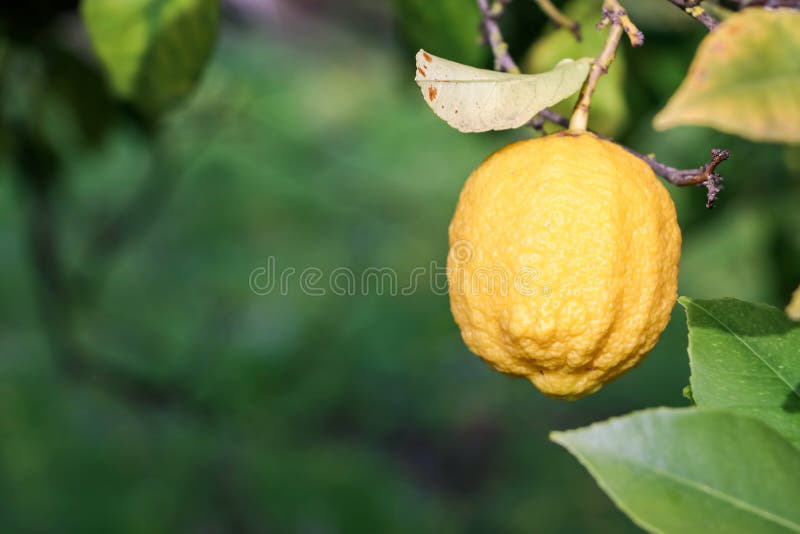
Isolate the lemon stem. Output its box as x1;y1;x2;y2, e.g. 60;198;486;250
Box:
568;0;642;133
533;0;582;41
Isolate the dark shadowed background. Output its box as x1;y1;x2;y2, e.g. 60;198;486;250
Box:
1;0;799;532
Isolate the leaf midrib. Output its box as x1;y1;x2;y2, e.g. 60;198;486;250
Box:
702;73;800;93
590;449;800;532
691;301;800;400
417;75;569;84
668;74;800;110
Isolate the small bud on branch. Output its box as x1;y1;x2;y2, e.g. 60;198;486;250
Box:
665;0;720;31
627;148;729;208
528;109;730;208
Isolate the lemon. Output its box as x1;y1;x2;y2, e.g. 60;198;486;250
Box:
447;133;681;399
788;285;800;321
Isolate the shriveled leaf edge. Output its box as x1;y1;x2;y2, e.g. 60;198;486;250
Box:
414;49;591;132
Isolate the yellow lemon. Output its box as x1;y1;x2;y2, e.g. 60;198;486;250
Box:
787;285;800;321
448;133;681;399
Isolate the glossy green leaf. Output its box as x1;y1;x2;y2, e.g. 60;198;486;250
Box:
680;297;800;447
415;50;590;132
524;0;628;135
653;8;800;143
82;0;220;115
552;408;800;533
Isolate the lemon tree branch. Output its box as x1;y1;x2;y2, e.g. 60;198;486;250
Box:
533;108;729;207
476;0;729;207
477;0;520;73
602;0;645;46
631;148;728;208
665;0;720;31
569;1;642;132
717;0;800;10
533;0;582;40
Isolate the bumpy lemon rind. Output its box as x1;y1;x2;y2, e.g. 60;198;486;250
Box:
447;133;681;399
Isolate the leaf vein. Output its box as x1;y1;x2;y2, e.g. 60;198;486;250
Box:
691;301;800;400
583;452;800;532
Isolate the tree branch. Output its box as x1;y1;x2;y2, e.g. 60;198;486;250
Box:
601;0;644;46
570;2;642;132
12;124;214;416
533;0;582;41
624;147;728;208
75;145;177;304
477;0;520;73
531;108;729;208
569;18;623;132
476;1;729;208
665;0;720;31
717;0;800;10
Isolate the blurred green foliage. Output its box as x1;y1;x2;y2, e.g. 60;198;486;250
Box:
0;0;798;532
393;0;486;65
81;0;220;115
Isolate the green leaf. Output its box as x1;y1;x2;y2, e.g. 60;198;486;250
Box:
552;408;800;533
524;0;628;136
415;50;590;133
680;297;800;448
82;0;220;115
653;8;800;143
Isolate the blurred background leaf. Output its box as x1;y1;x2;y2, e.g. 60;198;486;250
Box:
82;0;220;115
679;206;776;303
393;0;486;65
654;8;800;143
